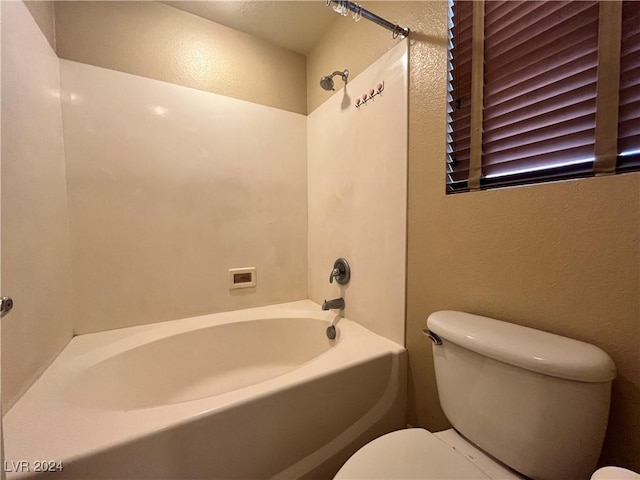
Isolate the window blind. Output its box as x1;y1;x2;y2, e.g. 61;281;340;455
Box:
447;0;639;193
617;0;640;172
447;0;473;191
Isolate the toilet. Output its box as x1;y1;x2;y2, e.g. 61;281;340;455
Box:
335;310;617;480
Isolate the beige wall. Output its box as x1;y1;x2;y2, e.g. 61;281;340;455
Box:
55;1;307;115
1;1;74;410
309;1;640;472
24;1;56;51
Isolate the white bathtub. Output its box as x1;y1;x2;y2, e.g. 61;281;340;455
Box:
4;300;406;479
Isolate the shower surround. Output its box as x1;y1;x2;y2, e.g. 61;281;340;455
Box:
4;0;409;408
59;39;408;342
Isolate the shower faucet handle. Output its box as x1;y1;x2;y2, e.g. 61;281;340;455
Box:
329;258;350;285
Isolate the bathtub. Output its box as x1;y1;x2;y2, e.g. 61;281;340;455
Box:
4;300;406;479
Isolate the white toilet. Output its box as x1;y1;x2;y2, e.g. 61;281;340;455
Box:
335;310;617;480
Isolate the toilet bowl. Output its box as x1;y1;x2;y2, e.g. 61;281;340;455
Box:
591;467;640;480
335;428;526;479
335;311;616;480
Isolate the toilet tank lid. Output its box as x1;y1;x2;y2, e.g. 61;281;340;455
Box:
427;311;616;383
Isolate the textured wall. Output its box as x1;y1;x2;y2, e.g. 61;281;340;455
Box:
1;1;74;410
23;1;56;51
309;1;640;471
60;60;308;334
55;1;307;115
308;41;407;345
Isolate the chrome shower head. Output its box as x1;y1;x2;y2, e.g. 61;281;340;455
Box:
320;69;349;91
320;76;335;91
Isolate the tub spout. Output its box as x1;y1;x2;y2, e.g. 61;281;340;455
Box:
322;298;345;311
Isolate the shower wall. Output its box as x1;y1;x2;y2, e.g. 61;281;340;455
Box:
307;41;408;345
60;60;308;334
1;1;74;409
42;0;309;334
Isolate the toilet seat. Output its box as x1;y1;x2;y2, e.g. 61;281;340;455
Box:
334;429;491;479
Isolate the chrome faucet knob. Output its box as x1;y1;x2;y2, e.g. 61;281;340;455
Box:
329;268;341;283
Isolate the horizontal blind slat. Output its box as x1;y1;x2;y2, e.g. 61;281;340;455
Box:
484;144;595;175
484;126;595;165
485;32;598;92
484;0;526;28
484;104;597;146
484;85;596;132
484;66;597;116
485;2;596;61
619;90;640;119
481;162;594;189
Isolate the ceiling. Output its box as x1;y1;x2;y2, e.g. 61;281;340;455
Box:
162;1;339;55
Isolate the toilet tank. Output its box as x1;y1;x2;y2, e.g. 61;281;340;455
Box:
427;311;616;480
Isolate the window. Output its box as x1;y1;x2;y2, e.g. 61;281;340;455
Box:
447;0;640;193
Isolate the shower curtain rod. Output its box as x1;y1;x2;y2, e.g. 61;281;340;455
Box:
326;0;410;39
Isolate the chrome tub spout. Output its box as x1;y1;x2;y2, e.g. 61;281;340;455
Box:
322;298;345;311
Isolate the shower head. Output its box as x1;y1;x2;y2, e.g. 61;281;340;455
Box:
320;76;335;91
320;69;349;91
